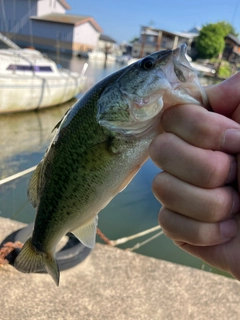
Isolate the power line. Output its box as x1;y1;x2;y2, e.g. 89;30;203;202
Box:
232;0;240;25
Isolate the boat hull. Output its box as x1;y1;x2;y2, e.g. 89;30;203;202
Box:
0;72;86;113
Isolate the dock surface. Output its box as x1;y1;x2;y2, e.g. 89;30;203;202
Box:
1;217;240;320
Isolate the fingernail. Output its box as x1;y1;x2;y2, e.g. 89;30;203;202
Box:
226;159;237;184
219;219;237;240
231;191;240;215
222;129;240;153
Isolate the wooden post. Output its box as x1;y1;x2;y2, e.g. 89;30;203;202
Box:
140;32;146;58
173;35;179;49
156;31;162;51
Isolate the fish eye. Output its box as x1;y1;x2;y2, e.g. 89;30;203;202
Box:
140;57;155;70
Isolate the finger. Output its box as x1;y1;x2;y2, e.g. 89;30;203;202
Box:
153;172;240;222
160;104;240;153
179;244;240;281
149;133;237;188
174;216;240;281
205;72;240;122
158;207;237;246
237;154;240;191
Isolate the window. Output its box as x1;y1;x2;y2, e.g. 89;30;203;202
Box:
56;32;61;40
161;40;167;48
7;65;53;72
147;35;155;43
36;66;53;72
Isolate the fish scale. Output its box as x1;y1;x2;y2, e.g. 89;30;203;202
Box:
14;44;207;285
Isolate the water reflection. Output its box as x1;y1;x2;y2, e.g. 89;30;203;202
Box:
0;99;77;180
50;53;123;90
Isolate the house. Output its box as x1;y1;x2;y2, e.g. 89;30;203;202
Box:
0;0;103;54
132;26;199;58
223;34;240;63
97;34;117;54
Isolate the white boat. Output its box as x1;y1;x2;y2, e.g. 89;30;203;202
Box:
87;50;116;62
0;40;87;113
116;55;132;65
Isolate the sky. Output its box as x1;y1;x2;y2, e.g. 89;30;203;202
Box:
67;0;240;43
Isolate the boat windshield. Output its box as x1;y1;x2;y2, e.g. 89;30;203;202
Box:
6;65;53;72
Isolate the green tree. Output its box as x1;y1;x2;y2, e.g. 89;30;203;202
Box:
196;21;238;59
130;37;139;43
216;21;238;37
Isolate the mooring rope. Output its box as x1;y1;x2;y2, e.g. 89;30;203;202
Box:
108;225;161;247
97;225;163;251
0;165;37;185
1;166;164;251
127;230;164;251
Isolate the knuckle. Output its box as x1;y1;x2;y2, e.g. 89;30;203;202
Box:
196;223;221;246
152;172;172;205
207;188;234;222
190;220;218;246
158;208;169;230
158;207;184;241
149;133;174;165
161;106;175;130
201;152;231;188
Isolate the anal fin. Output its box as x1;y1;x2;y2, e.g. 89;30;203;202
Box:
71;216;98;249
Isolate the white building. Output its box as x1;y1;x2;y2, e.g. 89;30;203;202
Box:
0;0;103;54
132;26;199;58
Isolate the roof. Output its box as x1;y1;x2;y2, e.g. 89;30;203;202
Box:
99;34;117;43
187;27;201;34
31;14;103;33
225;34;240;46
141;26;198;39
58;0;71;10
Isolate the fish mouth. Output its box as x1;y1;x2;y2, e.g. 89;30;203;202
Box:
126;92;165;122
172;43;188;60
97;43;206;137
172;44;194;80
173;43;185;55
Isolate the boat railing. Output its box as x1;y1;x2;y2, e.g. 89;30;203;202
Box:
59;62;88;80
0;32;20;50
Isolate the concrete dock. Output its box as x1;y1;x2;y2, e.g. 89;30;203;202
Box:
1;217;240;320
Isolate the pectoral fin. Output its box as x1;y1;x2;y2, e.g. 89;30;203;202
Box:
71;216;98;248
116;165;141;193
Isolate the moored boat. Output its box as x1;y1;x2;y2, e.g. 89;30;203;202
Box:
87;50;116;62
0;43;87;113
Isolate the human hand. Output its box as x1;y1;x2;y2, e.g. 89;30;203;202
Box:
149;72;240;280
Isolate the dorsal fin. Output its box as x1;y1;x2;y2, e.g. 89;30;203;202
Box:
27;161;43;208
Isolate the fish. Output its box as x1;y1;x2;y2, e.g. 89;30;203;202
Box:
14;44;207;286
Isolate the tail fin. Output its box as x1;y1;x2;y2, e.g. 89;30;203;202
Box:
14;237;59;286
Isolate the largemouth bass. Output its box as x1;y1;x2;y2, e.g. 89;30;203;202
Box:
14;44;207;285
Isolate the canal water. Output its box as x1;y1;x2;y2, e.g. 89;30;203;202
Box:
0;54;231;278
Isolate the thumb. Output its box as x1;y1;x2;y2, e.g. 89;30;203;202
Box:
205;72;240;121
